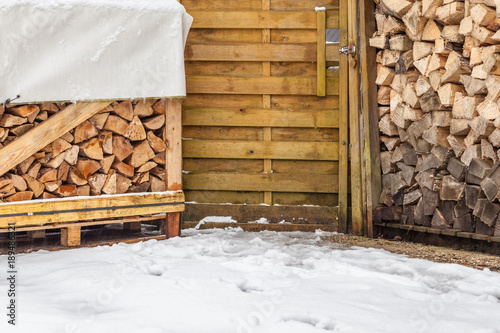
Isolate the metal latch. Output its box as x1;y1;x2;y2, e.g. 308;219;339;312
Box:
339;45;356;55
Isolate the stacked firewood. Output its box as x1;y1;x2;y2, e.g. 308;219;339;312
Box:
0;100;168;202
371;0;500;236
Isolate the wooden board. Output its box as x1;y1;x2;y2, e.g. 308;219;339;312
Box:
183;173;338;193
183;140;339;160
186;76;339;95
0;192;185;228
183;203;339;224
182;108;339;128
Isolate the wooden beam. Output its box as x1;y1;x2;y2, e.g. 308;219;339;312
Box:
0;192;185;228
186;76;339;95
61;226;81;247
183;222;338;232
0;101;111;177
183;203;339;225
183;140;339;160
349;0;364;235
183;173;339;193
165;99;183;238
182;108;339;128
360;0;382;238
338;0;349;234
188;10;339;29
185;43;317;62
166;99;183;191
317;8;327;97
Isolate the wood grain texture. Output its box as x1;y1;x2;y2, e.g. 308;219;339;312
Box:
182;108;339;128
165;99;183;191
0;192;185;228
183;173;338;193
317;9;327;97
183;140;339;160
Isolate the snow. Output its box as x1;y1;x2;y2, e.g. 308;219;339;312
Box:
0;0;192;104
2;228;500;333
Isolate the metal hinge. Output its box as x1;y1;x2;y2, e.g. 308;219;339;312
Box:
339;45;356;55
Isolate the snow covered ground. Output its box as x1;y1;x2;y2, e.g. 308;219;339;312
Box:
1;228;500;333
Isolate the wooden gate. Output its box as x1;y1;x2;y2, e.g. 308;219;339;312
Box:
180;0;349;231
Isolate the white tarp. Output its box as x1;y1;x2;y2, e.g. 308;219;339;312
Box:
0;0;193;104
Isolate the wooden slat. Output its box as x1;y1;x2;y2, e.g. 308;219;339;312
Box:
182;108;339;128
185;43;316;62
271;30;317;43
326;43;340;62
183;203;339;224
360;0;381;238
183;140;339;160
186;43;339;62
184;173;338;193
189;10;339;29
317;9;327;97
190;10;320;29
180;0;262;10
271;95;339;109
0;192;185;228
273;192;338;206
183;95;264;108
338;0;349;233
0;101;111;177
186;76;339;95
348;0;363;235
186;61;263;76
165;99;183;191
187;29;263;43
271;0;339;10
272;128;339;142
186;190;264;204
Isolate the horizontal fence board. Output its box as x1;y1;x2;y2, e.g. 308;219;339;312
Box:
182;108;339;128
272;160;339;174
186;43;339;62
271;95;339;109
273;192;339;206
180;0;262;10
186;61;263;76
184;159;265;173
187;29;263;43
183;140;339;160
272;127;339;142
183;203;338;225
186;76;339;95
189;10;338;29
185;190;264;204
271;0;339;10
0;193;185;228
183;127;263;140
271;30;317;43
271;62;317;77
184;173;339;193
183;222;338;232
183;94;264;108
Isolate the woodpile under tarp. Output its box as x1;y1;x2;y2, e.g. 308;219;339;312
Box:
371;0;500;237
0;100;168;202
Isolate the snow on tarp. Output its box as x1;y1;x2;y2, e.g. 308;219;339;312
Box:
0;0;193;104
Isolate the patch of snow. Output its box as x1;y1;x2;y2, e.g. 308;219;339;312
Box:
1;229;500;333
315;6;326;11
248;218;269;224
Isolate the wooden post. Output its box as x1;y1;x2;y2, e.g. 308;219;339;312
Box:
164;98;183;237
348;0;364;235
317;8;327;97
61;226;81;246
262;0;273;206
338;0;350;233
360;0;382;237
124;222;142;231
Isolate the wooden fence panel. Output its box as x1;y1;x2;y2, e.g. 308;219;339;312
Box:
180;0;341;226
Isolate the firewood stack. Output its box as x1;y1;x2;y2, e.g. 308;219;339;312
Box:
0;100;168;203
371;0;500;237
